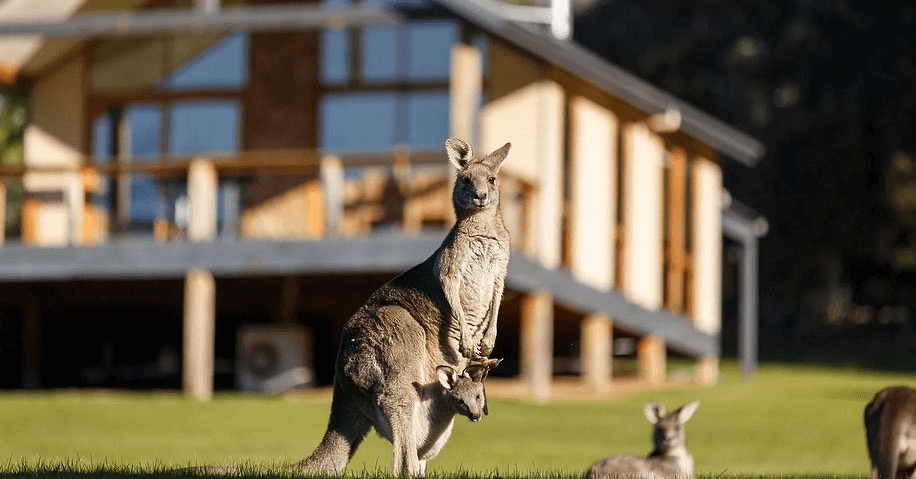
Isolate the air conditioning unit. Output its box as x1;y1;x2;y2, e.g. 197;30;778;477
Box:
236;324;314;394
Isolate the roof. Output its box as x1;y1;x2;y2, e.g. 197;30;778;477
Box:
431;0;765;166
0;0;763;166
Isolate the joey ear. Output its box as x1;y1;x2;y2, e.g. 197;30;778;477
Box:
644;402;665;424
463;365;487;382
445;137;473;170
436;366;458;390
676;400;699;423
483;142;511;171
483;385;490;416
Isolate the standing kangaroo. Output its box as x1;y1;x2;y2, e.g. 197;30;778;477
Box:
587;401;700;479
295;139;511;476
865;386;916;479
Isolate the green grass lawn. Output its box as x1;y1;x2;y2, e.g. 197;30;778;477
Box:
0;361;907;478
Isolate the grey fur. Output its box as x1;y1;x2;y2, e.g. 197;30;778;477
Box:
294;139;511;477
586;401;699;479
865;386;916;479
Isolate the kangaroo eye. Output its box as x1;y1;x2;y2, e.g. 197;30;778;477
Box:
488;176;497;185
458;399;466;406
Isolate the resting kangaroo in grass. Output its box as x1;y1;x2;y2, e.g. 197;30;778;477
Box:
587;401;699;479
294;138;511;476
865;386;916;479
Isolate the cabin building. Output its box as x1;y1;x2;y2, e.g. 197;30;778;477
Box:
0;0;764;400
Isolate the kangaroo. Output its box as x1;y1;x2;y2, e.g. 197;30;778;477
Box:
865;386;916;479
587;401;700;479
439;137;512;359
294;139;511;477
296;358;500;476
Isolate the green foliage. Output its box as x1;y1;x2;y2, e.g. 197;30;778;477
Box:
0;362;900;478
0;94;25;235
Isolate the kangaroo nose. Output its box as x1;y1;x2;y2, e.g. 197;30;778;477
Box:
475;191;488;201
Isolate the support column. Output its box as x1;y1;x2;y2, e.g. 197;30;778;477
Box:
187;157;218;242
738;234;759;380
449;42;482;144
521;291;553;402
581;313;612;393
21;298;41;388
637;334;665;386
319;155;343;236
183;268;216;401
692;155;723;384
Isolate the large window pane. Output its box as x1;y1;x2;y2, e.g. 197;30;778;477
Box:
362;26;399;82
162;32;248;90
169;100;241;155
408;22;457;80
321;93;397;150
321;29;350;84
406;91;449;148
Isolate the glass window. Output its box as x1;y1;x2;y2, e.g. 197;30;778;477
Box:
321;93;398;150
406;91;449;148
321;29;350;84
407;22;457;80
362;26;399;82
162;32;248;90
169;100;241;155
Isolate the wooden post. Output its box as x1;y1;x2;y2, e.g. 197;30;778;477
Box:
637;334;665;386
449;42;482;145
581;313;612;393
187;157;218;242
319;155;343;237
665;147;688;312
697;356;718;385
692;155;723;384
65;172;84;245
183;268;216;401
21;298;41;388
521;291;553;402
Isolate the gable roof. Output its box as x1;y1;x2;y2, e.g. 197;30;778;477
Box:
432;0;765;167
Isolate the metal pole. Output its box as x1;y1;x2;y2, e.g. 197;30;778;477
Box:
738;233;759;380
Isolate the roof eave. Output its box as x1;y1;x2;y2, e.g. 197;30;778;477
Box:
432;0;765;167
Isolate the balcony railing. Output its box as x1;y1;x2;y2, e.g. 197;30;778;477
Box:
0;148;537;253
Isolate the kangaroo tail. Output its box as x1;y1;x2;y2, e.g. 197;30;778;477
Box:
294;385;371;474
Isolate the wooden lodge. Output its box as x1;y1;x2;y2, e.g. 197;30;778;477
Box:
0;0;765;400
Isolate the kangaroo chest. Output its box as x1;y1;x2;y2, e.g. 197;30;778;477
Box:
455;235;509;327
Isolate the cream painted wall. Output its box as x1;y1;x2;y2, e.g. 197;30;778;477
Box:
692;156;723;335
622;123;664;310
23;54;86;246
480;41;564;268
569;95;617;290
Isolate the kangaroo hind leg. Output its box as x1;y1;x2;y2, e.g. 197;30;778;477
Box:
295;390;372;474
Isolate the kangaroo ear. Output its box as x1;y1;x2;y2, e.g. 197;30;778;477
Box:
644;402;665;424
445;137;473;170
436;366;458;390
483;142;511;172
676;401;699;423
463;365;487;382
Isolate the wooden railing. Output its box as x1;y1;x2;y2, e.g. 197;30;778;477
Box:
0;148;538;251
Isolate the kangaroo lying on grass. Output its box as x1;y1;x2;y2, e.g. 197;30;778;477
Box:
587;401;699;479
295;138;512;476
865;386;916;479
